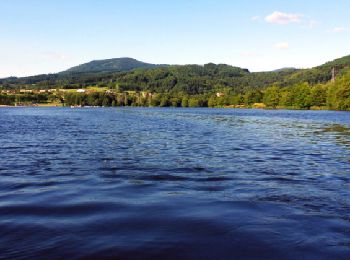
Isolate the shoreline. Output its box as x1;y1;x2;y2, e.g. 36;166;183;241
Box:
0;104;348;111
0;104;62;108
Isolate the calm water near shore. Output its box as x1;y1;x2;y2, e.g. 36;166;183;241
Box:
1;107;350;258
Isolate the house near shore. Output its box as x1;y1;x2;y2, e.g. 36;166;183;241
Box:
19;89;33;93
141;92;154;98
1;90;16;94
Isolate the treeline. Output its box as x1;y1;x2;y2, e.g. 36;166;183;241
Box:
1;70;349;110
0;93;55;106
63;92;209;107
263;71;350;110
62;71;350;110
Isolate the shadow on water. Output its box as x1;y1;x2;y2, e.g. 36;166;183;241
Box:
321;124;350;135
315;124;350;148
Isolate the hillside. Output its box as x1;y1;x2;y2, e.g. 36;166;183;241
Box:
281;55;350;86
1;55;350;95
62;58;167;74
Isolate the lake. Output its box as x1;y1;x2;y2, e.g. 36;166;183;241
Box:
0;107;350;259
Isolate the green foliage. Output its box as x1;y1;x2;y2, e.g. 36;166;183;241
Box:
208;96;217;107
0;94;15;105
244;90;263;106
63;58;164;74
181;97;189;107
159;95;170;107
188;98;200;107
2;55;350;97
309;84;327;107
263;86;280;108
1;71;349;111
279;89;294;107
327;71;350;110
291;83;311;109
2;55;350;110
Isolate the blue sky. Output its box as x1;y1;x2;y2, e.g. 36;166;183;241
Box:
0;0;349;77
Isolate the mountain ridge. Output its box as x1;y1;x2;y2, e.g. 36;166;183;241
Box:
1;55;350;80
61;57;168;74
1;55;350;95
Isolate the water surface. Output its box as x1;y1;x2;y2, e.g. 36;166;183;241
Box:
1;107;350;258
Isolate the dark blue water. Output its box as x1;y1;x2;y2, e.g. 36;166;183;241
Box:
1;107;350;259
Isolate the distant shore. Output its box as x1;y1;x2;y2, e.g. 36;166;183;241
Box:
0;104;346;111
0;104;62;108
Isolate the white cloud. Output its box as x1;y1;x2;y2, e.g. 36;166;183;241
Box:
274;42;289;50
330;27;346;33
265;11;302;25
251;16;260;21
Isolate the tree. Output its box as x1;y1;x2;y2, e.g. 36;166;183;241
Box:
291;83;311;109
170;97;181;107
309;84;327;107
181;96;189;107
188;97;200;107
208;96;217;107
279;89;294;108
244;90;263;106
159;95;169;107
327;71;350;110
263;86;280;108
150;94;161;107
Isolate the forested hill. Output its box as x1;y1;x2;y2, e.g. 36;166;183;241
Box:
62;57;167;74
1;55;350;94
280;55;350;86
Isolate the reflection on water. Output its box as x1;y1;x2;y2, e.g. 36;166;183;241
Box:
322;124;350;134
313;124;350;149
0;107;350;258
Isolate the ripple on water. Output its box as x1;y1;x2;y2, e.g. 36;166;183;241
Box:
0;107;350;258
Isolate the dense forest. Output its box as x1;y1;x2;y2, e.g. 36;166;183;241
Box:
1;69;350;110
63;57;166;74
1;55;350;110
